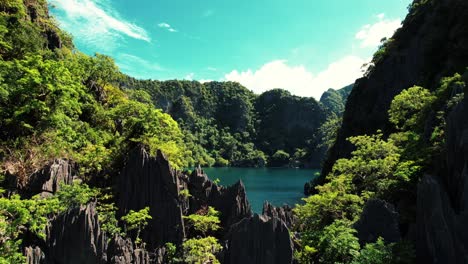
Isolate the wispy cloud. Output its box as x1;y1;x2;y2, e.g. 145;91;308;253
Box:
158;22;178;32
116;53;163;79
51;0;150;52
355;14;401;48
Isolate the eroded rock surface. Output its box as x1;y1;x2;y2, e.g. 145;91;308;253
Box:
46;202;107;264
262;201;296;228
117;147;185;248
354;199;400;244
223;214;293;264
417;93;468;263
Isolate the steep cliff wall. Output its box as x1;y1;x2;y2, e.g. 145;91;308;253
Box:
323;0;468;178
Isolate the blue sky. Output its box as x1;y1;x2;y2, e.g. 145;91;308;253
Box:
50;0;411;99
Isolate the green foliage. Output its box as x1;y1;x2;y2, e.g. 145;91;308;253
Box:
294;131;421;262
96;189;121;238
121;207;152;245
164;242;179;264
182;236;222;264
184;206;221;236
352;238;392;264
389;86;435;131
317;220;360;264
294;175;363;238
319;84;353;116
293;245;317;264
179;189;192;199
316;116;342;150
0;181;98;262
56;181;98;209
270;150;290;167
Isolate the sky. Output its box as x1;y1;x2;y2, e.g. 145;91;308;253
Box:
50;0;412;99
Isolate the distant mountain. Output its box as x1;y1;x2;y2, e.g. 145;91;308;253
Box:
119;77;332;167
319;84;353;116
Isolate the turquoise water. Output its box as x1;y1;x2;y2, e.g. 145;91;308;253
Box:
201;167;319;213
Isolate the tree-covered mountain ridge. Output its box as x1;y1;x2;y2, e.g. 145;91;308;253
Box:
119;77;352;168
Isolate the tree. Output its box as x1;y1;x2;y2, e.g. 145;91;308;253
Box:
351;238;392;264
184;206;221;236
182;236;222;264
317;220;360;264
121;207;152;245
388;86;435;131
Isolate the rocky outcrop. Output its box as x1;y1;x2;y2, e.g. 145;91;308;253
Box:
117;147;185;248
186;167;252;230
25;246;45;264
223;214;293;264
262;201;296;228
24;159;74;198
107;236;151;264
322;0;468;179
354;199;400;245
46;202;107;264
417;92;468;263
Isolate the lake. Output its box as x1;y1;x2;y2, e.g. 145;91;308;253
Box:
201;167;319;213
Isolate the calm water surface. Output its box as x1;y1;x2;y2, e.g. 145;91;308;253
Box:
201;167;319;213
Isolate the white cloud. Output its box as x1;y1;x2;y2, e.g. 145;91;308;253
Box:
199;79;213;83
51;0;150;51
158;22;178;32
355;15;401;48
185;73;195;80
115;53;163;79
225;56;366;99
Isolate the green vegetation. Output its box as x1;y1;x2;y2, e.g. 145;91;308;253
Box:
294;70;467;263
0;181;99;263
184;206;221;236
182;207;222;263
120;78;344;168
182;236;222;264
121;207;152;245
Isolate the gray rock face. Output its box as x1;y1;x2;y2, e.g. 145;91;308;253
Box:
223;214;294;264
186;167;252;230
417;93;468;263
262;201;296;228
25;246;45;264
117;147;185;248
323;0;468;179
107;236;151;264
354;199;400;244
46;202;107;264
24;159;74;198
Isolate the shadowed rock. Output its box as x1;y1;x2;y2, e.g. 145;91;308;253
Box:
354;199;400;244
262;201;296;228
107;236;151;264
46;202;107;264
117;147;185;248
25;246;45;264
417;92;468;263
223;214;293;264
186;167;252;230
24;159;74;198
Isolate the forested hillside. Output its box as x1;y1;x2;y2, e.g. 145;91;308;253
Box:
119;77;351;168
